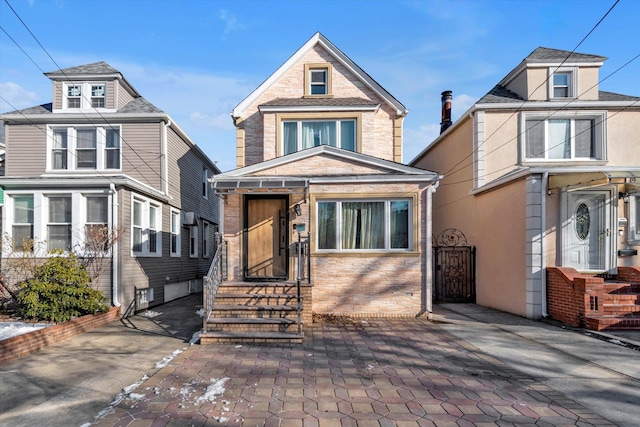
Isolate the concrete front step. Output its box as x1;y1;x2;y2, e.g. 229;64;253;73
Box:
200;331;304;344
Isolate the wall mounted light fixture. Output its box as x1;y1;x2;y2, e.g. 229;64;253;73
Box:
294;204;302;216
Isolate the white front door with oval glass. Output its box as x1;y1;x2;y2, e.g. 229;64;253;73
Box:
563;190;613;272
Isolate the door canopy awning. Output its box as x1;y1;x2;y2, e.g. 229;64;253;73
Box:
546;168;640;190
211;177;309;193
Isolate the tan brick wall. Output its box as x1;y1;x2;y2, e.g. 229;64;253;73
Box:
253;154;392;177
240;46;401;166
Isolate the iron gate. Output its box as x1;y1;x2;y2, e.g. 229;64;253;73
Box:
433;228;476;303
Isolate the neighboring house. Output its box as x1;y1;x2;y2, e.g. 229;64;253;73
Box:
212;33;439;318
0;62;220;315
412;47;640;321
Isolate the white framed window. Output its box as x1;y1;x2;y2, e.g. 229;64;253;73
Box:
202;168;209;199
47;195;72;251
4;191;112;256
85;196;108;251
63;82;108;110
67;85;82;108
170;209;181;257
202;221;210;258
189;226;198;258
11;194;34;251
630;195;640;244
131;194;162;257
47;125;122;172
522;112;606;162
283;119;356;155
548;68;576;99
316;199;411;251
91;84;105;108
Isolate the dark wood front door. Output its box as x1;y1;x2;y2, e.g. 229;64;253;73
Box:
244;197;287;280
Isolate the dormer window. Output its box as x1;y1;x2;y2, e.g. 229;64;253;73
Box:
304;64;332;97
67;85;82;108
91;85;105;108
549;68;576;99
64;82;107;109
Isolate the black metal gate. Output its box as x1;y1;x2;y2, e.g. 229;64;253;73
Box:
433;229;476;303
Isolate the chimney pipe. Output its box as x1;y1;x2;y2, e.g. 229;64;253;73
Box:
440;90;453;134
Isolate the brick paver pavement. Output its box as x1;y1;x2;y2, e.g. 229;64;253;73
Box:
90;318;615;426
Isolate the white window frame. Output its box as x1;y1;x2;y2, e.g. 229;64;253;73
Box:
629;195;640;245
91;84;106;108
315;198;413;252
202;221;210;258
46;194;72;252
63;82;109;111
548;67;577;100
189;226;198;258
202;168;209;199
46;125;122;172
170;208;181;257
131;194;162;257
3;191;112;256
521;111;606;163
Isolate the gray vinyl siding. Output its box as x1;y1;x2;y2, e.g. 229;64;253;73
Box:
52;81;63;110
106;80;116;109
166;127;219;226
121;122;163;190
5;124;47;176
117;81;135;109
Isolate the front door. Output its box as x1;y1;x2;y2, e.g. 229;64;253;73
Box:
564;190;612;272
244;197;287;280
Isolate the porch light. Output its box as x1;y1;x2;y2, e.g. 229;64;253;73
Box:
618;192;630;203
294;204;302;216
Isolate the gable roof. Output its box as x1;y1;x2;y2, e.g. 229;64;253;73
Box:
524;47;607;64
232;32;407;118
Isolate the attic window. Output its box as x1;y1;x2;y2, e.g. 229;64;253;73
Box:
304;64;332;97
67;85;81;108
549;68;576;99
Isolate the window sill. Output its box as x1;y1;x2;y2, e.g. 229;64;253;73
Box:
131;252;162;258
522;160;607;167
302;94;334;99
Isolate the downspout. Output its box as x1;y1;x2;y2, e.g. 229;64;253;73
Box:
425;178;441;318
541;172;548;317
110;183;120;307
162;120;171;197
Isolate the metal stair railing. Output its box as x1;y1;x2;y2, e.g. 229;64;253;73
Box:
295;231;310;334
203;233;227;330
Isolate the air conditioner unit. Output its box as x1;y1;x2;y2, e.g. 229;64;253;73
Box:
182;211;197;225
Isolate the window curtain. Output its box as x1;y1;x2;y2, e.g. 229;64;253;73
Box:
317;202;336;249
574;119;594;158
283;122;297;154
390;201;409;249
52;130;68;169
548;119;570;159
342;202;384;249
525;120;544;159
302;122;336;148
340;120;355;151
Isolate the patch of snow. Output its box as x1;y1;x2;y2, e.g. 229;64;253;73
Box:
154;348;185;368
608;338;626;346
142;310;161;318
0;322;51;340
235;345;242;348
190;330;201;345
128;393;146;400
94;375;149;420
195;308;205;317
195;377;229;404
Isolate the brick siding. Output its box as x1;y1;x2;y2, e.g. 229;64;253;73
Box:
617;266;640;284
546;267;604;327
0;307;120;364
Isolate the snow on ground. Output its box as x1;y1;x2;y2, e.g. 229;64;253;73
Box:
0;322;51;340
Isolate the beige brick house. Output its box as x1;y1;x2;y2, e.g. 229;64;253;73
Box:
211;33;439;320
411;47;640;328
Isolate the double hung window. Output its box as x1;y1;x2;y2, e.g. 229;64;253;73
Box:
64;82;107;110
630;196;640;244
283;119;356;154
47;196;72;251
48;125;122;171
132;195;161;256
170;209;181;256
12;195;34;251
91;85;106;108
85;196;108;251
304;64;331;96
67;85;82;108
523;113;605;162
317;199;411;251
189;226;198;258
549;68;576;99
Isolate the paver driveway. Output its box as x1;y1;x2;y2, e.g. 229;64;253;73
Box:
92;317;614;427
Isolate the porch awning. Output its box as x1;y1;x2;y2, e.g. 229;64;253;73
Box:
547;168;640;190
211;177;309;192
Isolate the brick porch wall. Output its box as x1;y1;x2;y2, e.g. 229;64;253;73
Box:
546;267;604;327
617;266;640;284
0;307;120;364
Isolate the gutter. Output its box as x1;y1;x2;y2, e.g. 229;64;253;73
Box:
541;171;548;317
425;177;441;318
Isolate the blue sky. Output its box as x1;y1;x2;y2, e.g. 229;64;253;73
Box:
1;0;638;172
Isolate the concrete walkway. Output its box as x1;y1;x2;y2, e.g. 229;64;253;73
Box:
1;298;639;427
